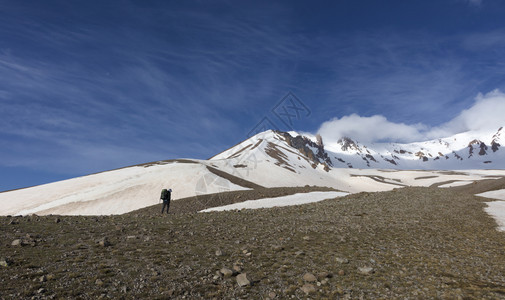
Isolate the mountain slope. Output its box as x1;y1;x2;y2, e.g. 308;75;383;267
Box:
1;128;504;216
0;160;251;216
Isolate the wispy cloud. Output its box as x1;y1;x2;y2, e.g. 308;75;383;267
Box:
467;0;483;6
1;0;505;183
0;1;306;174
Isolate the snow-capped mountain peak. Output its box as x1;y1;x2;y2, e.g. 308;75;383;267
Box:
213;127;504;171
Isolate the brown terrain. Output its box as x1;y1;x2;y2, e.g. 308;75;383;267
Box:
1;179;505;299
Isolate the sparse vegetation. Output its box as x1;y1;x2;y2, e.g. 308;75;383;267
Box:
1;184;505;299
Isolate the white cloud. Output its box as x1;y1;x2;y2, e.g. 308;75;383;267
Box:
429;89;505;137
318;114;426;143
317;89;505;143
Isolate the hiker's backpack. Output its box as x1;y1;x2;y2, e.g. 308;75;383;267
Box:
161;189;169;200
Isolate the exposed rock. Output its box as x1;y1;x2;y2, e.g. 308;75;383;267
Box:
384;158;397;165
491;140;500;152
358;267;374;275
272;245;284;252
232;265;242;273
98;237;111;247
236;273;251;287
0;257;11;267
317;272;332;280
338;137;359;152
215;249;223;256
303;273;317;282
479;143;488;155
336;257;349;264
220;268;233;278
300;283;316;294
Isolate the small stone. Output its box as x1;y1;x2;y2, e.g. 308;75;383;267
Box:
220;268;233;278
272;245;284;252
358;267;374;275
95;279;104;286
303;273;317;282
300;283;316;294
302;236;311;241
37;288;46;294
338;269;346;276
39;275;47;282
268;291;277;298
295;250;305;257
11;239;21;246
54;218;61;223
0;258;11;267
215;249;223;256
98;237;111;247
236;273;251;287
121;286;127;293
336;257;349;264
232;265;242;273
317;272;331;280
245;252;252;257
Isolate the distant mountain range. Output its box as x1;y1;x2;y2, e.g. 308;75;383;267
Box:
1;127;504;216
218;127;504;171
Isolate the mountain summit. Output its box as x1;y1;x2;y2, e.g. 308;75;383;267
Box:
212;127;504;171
0;128;504;216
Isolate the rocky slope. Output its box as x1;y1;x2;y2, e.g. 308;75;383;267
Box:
1;184;505;299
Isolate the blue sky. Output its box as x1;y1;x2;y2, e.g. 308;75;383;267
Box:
1;0;505;191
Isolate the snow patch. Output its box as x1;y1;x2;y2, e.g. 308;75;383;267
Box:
199;191;348;212
477;189;505;232
438;181;474;188
484;201;505;232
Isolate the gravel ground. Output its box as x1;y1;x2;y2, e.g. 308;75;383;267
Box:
1;185;505;299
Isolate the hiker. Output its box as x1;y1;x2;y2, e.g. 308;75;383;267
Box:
160;188;172;214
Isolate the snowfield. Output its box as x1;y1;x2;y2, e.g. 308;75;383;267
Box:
476;189;505;232
200;191;349;212
484;200;505;231
1;129;504;221
0;161;249;216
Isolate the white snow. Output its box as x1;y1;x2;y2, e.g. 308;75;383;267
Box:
1;129;504;217
484;201;505;232
477;189;505;201
438;181;474;188
476;189;505;232
1;161;250;216
200;191;348;212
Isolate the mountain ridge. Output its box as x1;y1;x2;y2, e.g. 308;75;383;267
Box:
1;127;504;216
